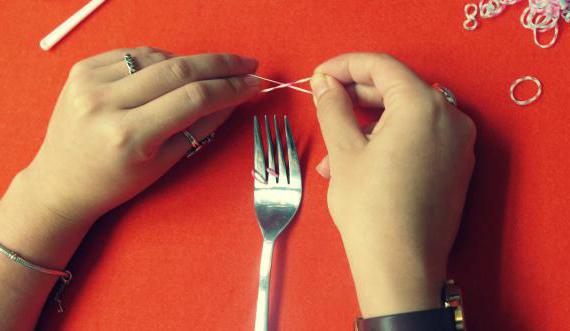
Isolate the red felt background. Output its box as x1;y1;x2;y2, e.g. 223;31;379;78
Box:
1;1;569;330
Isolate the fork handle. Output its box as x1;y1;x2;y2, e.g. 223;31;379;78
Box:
254;239;275;331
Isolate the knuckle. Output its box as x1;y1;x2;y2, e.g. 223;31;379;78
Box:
134;143;159;162
111;48;132;58
71;88;106;112
402;87;443;116
135;46;154;55
183;83;210;108
149;52;169;62
225;77;244;94
69;61;89;77
65;82;81;97
105;123;134;150
372;52;396;62
218;54;241;72
118;113;158;162
367;53;399;70
66;77;88;96
166;58;194;82
73;71;97;85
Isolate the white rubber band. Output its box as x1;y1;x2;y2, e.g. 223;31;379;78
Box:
463;4;479;31
510;76;542;106
533;25;559;49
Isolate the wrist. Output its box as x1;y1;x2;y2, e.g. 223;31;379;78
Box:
353;270;443;318
0;169;94;327
17;165;101;226
340;230;446;318
0;169;94;269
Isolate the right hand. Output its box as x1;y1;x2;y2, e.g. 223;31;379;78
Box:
310;53;476;317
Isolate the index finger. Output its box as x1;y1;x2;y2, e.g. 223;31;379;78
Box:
109;53;258;109
70;47;167;75
314;53;432;110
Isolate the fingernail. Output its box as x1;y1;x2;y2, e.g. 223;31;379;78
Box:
310;73;331;100
315;162;326;177
244;75;260;87
315;162;332;179
240;56;258;69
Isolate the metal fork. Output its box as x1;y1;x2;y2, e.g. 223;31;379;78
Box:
253;115;302;331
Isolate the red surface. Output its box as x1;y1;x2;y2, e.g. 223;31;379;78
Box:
1;1;569;330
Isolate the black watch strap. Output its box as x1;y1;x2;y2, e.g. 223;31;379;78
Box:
355;307;457;331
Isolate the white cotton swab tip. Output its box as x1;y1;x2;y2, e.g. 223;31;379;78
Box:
40;0;107;51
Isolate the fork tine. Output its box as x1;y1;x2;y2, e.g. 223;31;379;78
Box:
253;116;266;184
284;116;301;187
264;115;276;184
273;115;288;184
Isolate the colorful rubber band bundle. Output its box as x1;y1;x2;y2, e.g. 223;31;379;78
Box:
465;0;570;48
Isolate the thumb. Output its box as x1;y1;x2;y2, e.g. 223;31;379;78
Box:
310;73;367;158
314;120;378;179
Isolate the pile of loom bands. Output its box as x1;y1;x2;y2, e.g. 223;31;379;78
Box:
477;0;570;48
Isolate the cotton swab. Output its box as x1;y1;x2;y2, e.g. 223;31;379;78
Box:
40;0;107;51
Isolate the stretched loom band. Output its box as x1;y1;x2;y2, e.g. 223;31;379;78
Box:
251;168;279;184
261;77;312;94
252;169;266;184
249;74;312;94
266;168;278;178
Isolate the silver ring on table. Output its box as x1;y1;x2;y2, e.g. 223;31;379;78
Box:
182;130;216;158
510;76;542;106
432;83;458;107
124;53;137;75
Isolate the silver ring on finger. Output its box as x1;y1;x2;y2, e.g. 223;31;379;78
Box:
182;130;216;158
124;53;137;75
432;83;458;107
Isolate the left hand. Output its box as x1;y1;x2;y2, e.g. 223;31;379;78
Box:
0;47;261;331
21;47;261;225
